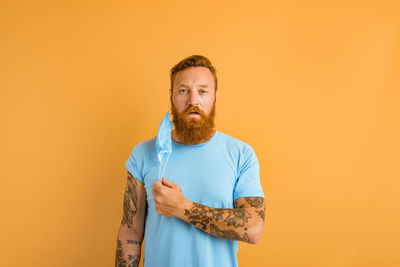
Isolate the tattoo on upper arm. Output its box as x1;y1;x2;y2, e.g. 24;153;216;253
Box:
244;197;263;209
243;197;265;221
122;172;139;229
233;199;238;208
256;209;265;221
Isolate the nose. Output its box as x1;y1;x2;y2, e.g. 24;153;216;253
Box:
188;91;199;106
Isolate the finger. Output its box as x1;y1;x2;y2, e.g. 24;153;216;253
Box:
161;177;175;188
152;180;162;189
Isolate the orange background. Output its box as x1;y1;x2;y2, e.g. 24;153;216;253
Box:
1;0;399;266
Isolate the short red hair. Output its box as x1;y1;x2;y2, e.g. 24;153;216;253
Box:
170;55;218;92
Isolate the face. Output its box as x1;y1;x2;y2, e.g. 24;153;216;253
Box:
170;66;218;145
170;66;217;118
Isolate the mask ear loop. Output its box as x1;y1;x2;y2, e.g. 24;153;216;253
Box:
158;101;172;180
158;153;170;180
158;158;162;180
160;153;170;179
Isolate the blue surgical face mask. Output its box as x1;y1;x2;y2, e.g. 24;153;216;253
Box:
156;111;173;179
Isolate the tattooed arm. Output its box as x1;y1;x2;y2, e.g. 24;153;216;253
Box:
152;178;265;244
181;197;265;244
116;171;147;267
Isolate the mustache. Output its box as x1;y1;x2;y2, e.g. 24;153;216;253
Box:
182;106;206;117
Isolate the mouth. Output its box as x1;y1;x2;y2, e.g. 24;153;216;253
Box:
186;111;201;118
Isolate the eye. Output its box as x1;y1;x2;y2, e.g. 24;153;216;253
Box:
200;90;207;94
179;89;187;93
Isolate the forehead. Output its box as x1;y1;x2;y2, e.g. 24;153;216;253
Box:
173;67;215;89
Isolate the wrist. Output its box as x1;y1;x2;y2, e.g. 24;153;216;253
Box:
178;199;193;221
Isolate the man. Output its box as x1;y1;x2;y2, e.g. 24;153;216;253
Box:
116;55;265;267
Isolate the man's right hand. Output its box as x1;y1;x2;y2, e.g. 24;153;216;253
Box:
152;177;192;219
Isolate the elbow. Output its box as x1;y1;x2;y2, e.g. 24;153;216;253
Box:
247;221;264;244
247;232;262;244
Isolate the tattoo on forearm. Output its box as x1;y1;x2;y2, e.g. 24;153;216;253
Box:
184;197;265;241
224;208;251;227
127;240;142;245
122;172;138;229
115;239;140;267
127;255;140;267
210;224;250;242
116;239;126;267
184;203;251;240
184;203;224;230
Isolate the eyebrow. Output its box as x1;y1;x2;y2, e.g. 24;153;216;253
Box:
177;84;209;88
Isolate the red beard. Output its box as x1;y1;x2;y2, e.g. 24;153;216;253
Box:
171;100;216;145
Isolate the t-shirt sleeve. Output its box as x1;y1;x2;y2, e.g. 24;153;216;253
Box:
233;145;265;200
125;146;144;183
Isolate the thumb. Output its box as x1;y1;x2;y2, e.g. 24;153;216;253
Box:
161;177;176;188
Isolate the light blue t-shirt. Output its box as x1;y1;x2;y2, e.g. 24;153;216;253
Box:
125;131;264;267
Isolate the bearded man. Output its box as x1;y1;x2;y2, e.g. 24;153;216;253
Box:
116;55;265;267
